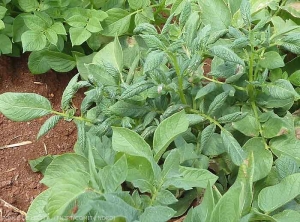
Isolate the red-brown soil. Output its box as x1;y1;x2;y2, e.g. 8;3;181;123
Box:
0;56;83;221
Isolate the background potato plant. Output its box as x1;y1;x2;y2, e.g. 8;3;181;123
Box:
1;0;300;221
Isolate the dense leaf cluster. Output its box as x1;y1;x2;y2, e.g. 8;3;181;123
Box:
1;0;300;221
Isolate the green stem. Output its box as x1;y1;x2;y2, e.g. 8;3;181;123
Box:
189;109;224;130
201;76;246;91
250;101;269;149
52;111;94;124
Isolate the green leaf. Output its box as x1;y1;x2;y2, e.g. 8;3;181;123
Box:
221;129;247;166
240;0;251;27
200;124;216;152
275;155;300;180
29;155;55;174
190;181;215;222
18;0;39;12
243;138;273;181
195;82;217;100
26;190;51;222
86;17;103;33
144;50;165;74
289;70;300;86
28;51;51;74
273;210;300;222
0;34;12;54
61;74;79;110
140;34;165;49
153;111;189;161
232;115;260;137
41;153;89;187
162;149;181;179
258;173;300;213
21;31;47;52
50;22;66;35
198;0;231;30
218;112;248;123
270;138;300;165
155;190;178;205
210;45;245;66
0;6;7;19
46;179;92;217
44;51;76;73
128;0;150;10
120;80;154;99
0;20;4;30
171;0;188;15
140;206;176;222
93;41;123;73
207;92;229;116
126;155;155;183
114;36;123;72
259;52;285;69
109;101;149;118
280;33;300;54
112;127;153;163
179;2;191;27
93;196;138;221
232;153;254;215
69;27;91;46
101;155;128;192
45;28;58;45
264;79;299;100
210;184;244;222
262;117;289;138
23;14;48;31
37;115;62;139
86;63;117;86
0;92;52;121
102;8;131;36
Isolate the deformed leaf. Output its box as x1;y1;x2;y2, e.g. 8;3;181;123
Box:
0;92;52;121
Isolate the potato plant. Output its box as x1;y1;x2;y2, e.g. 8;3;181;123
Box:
1;0;300;221
0;0;171;73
